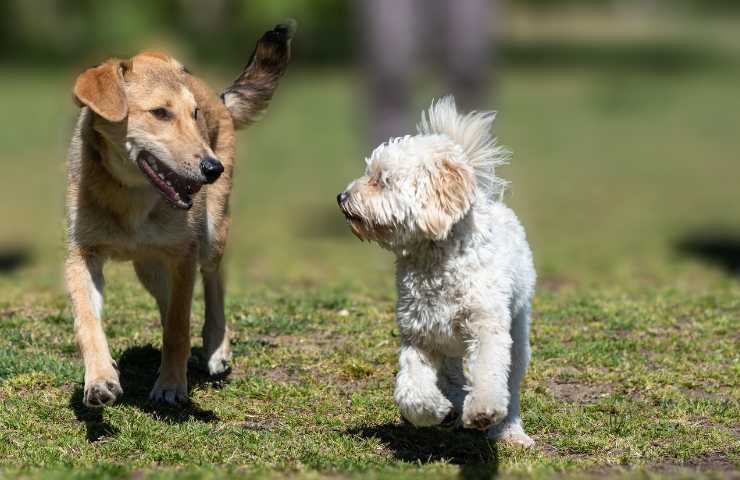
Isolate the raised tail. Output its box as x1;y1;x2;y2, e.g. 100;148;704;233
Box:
220;20;296;129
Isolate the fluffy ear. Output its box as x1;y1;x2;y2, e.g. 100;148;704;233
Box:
419;159;476;240
73;61;128;122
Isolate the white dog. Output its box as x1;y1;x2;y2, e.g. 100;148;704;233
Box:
337;97;535;446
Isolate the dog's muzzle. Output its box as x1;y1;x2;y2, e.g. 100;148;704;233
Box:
337;191;349;206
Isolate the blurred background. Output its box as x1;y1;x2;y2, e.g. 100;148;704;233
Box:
0;0;738;303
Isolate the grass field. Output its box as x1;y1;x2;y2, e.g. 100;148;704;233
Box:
0;36;739;479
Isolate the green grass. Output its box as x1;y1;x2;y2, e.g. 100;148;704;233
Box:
0;49;739;478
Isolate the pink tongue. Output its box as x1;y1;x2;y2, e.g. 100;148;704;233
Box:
138;157;178;202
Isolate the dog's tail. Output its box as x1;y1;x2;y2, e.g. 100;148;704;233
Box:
418;96;509;200
220;20;295;130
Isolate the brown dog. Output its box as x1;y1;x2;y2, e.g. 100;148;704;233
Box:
65;23;293;407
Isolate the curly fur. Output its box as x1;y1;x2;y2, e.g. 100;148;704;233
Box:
339;97;536;446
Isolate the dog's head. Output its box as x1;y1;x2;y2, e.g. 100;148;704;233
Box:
338;97;508;250
338;135;476;248
73;52;222;209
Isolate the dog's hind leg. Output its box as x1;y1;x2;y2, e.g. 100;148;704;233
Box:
198;202;232;377
201;264;231;376
66;248;122;408
150;249;197;404
488;307;534;447
134;258;171;326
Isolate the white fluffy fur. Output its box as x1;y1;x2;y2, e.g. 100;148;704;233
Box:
339;97;536;446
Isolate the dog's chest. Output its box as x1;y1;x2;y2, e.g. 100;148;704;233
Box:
395;266;470;355
82;201;194;259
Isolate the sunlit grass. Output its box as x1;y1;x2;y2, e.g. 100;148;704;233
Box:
0;59;738;478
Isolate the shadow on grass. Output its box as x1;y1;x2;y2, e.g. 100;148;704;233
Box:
676;231;740;276
0;247;30;274
69;345;229;442
351;423;499;479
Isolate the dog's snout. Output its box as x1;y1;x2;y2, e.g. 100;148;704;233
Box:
337;191;349;206
200;157;224;184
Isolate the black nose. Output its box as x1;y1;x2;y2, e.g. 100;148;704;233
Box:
337;192;348;205
200;157;224;184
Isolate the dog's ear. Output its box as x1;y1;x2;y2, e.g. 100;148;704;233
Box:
419;159;475;240
73;61;129;122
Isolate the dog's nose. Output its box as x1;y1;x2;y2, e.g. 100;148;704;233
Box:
200;157;224;184
337;192;348;206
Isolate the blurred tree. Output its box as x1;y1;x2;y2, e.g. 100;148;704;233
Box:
358;0;495;145
0;0;737;66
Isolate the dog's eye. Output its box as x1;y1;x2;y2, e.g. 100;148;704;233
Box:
193;108;199;120
368;174;383;188
149;108;172;121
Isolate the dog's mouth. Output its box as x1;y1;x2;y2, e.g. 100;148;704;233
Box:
344;215;366;241
339;206;365;241
136;151;202;210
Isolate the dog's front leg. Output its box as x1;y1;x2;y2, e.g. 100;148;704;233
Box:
65;247;122;408
394;342;453;427
150;249;196;404
461;311;512;430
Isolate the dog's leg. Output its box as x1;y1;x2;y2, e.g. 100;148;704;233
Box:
201;265;231;375
461;310;512;431
65;248;122;408
150;249;196;404
488;308;534;447
198;203;232;376
394;342;453;426
133;258;171;326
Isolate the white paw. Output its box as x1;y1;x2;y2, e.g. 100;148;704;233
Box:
395;382;453;427
462;392;508;430
149;376;187;404
489;421;535;448
205;347;231;376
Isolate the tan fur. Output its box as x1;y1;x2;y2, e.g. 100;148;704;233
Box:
65;25;292;407
73;62;129;122
420;159;475;239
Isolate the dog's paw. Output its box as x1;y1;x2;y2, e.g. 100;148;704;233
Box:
398;398;454;427
489;421;535;448
204;346;232;376
462;393;507;431
149;376;187;404
395;384;454;427
83;376;123;408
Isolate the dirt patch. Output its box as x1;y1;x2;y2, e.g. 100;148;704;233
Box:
259;331;350;353
229;331;377;393
548;379;615;404
566;451;740;479
651;451;740;477
682;385;735;403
